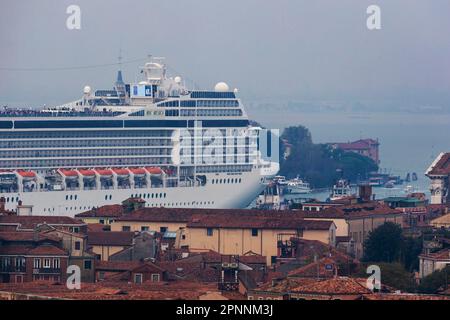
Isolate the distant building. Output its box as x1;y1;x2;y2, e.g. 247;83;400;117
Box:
0;232;68;283
430;211;450;229
178;214;336;266
292;202;403;259
419;248;450;278
0;216;95;283
426;152;450;204
87;231;135;261
329;138;380;164
0;215;87;234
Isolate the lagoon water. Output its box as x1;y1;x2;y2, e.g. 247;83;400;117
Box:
247;106;450;199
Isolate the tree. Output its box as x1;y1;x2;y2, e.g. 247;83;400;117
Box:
355;262;416;292
401;236;423;272
363;222;404;263
418;266;450;294
279;125;378;188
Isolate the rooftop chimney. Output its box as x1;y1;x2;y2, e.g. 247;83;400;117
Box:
0;197;5;213
358;185;372;203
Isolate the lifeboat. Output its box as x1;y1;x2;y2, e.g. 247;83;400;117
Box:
129;168;146;176
78;169;96;179
112;168;130;177
145;167;164;175
16;170;36;180
58;169;79;179
95;168;113;176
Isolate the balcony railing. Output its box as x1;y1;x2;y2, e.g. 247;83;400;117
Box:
0;266;26;273
33;268;61;274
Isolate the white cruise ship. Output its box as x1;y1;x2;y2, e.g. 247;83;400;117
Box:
0;58;279;216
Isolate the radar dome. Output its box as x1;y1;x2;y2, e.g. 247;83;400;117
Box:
83;86;91;94
214;82;229;92
174;76;182;84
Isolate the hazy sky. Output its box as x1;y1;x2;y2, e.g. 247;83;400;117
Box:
1;0;450;107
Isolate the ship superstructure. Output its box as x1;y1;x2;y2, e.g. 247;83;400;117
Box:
0;58;279;216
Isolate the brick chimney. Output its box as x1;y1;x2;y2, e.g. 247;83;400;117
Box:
0;197;5;213
358;185;372;203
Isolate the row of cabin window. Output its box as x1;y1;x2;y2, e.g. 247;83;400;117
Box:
3;196;19;203
211;178;242;184
0;148;171;158
0;157;170;168
130;192;167;199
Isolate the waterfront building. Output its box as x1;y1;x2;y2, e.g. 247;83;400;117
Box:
426;152;450;205
329;138;380;165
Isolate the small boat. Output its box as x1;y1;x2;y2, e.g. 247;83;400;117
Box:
384;181;395;188
330;179;354;201
58;169;79;179
404;185;416;194
112;168;130;177
284;176;311;194
273;175;288;186
129;168;147;176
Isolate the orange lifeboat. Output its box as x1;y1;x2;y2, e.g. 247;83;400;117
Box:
95;168;113;176
58;169;79;178
78;169;96;177
16;170;36;179
112;168;130;177
145;167;164;175
129;168;146;176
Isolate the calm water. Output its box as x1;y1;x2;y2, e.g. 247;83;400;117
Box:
247;107;450;199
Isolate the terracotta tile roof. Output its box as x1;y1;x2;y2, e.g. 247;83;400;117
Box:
306;202;402;219
87;223;110;232
287;257;337;278
0;244;67;256
87;231;134;247
114;207;327;224
115;207;195;223
240;254;267;265
363;293;450;300
96;261;143;272
419;248;450;261
0;231;60;243
256;277;371;295
76;205;124;218
187;214;333;230
426;152;450;176
289;238;358;265
0;280;221;300
0;216;85;230
27;245;68;256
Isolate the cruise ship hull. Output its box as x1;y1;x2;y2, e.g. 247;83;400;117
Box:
1;170;270;217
